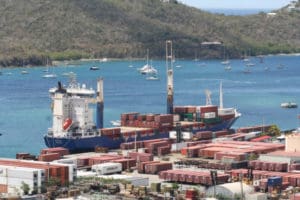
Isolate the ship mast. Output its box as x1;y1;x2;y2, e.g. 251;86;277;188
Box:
166;40;174;114
96;78;104;129
219;81;223;109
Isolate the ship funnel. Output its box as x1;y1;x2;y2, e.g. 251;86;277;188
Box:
96;78;104;129
166;40;174;114
56;81;66;93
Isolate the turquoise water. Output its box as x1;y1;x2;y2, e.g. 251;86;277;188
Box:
0;55;300;158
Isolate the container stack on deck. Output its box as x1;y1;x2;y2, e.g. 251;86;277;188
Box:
120;113;173;131
173;105;221;124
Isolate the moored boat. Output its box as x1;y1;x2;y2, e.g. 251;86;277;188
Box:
281;102;297;108
90;66;100;70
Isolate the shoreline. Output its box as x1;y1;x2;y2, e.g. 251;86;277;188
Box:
1;52;300;69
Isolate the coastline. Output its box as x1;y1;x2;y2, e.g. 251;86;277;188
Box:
1;52;300;69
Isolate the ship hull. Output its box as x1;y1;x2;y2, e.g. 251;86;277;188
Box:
44;117;238;152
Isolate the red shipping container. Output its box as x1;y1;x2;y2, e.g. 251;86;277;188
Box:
195;131;213;140
138;161;160;173
113;158;136;170
158;146;171;156
200;105;218;114
144;162;172;174
214;130;229;138
38;153;61;162
40;147;69;157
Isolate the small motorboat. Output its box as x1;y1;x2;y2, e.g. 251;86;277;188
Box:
281;102;297;108
21;70;29;74
90;66;100;70
42;73;57;78
224;65;232;70
110;120;121;127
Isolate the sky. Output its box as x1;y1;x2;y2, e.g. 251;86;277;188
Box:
183;0;292;9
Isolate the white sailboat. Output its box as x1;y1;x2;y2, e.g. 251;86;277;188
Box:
221;46;230;65
42;59;57;78
138;50;158;75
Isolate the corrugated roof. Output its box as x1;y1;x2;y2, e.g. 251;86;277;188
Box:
251;135;271;142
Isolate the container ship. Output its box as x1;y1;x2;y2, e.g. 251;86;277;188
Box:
44;41;241;152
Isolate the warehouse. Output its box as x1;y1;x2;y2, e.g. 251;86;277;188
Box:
0;165;44;195
206;182;254;199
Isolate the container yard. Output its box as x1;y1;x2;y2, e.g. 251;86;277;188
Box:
1;127;300;199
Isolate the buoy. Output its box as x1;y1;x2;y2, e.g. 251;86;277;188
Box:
63;118;72;130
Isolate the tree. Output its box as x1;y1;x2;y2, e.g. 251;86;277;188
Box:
21;182;30;195
267;125;281;137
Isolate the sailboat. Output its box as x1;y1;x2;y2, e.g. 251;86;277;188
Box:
138;50;158;75
221;46;230;65
243;50;250;62
42;59;57;78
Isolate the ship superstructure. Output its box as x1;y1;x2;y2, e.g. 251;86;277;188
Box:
47;77;100;139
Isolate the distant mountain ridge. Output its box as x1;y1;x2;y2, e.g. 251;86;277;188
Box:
0;0;299;66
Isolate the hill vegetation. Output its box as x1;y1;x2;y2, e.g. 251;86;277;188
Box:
0;0;299;66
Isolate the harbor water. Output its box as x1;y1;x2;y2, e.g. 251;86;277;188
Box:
0;55;299;158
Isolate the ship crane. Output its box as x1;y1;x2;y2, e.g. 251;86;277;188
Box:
166;40;174;114
96;78;104;129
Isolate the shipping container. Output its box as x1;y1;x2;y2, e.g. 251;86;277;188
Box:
92;162;122;175
144;162;172;174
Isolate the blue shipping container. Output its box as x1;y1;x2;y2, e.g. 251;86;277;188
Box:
267;177;282;186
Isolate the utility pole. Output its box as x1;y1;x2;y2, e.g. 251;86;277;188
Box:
240;173;244;200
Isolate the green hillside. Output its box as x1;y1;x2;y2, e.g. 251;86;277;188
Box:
0;0;299;66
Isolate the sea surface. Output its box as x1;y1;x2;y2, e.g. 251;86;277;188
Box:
0;55;299;158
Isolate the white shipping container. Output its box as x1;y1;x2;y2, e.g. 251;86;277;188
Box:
169;131;177;139
182;132;193;140
244;131;261;141
173;114;180;122
204;112;216;119
77;170;97;177
92;162;122;175
53;158;78;168
171;142;187;151
218;108;235;115
169;131;192;140
0;165;38;180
